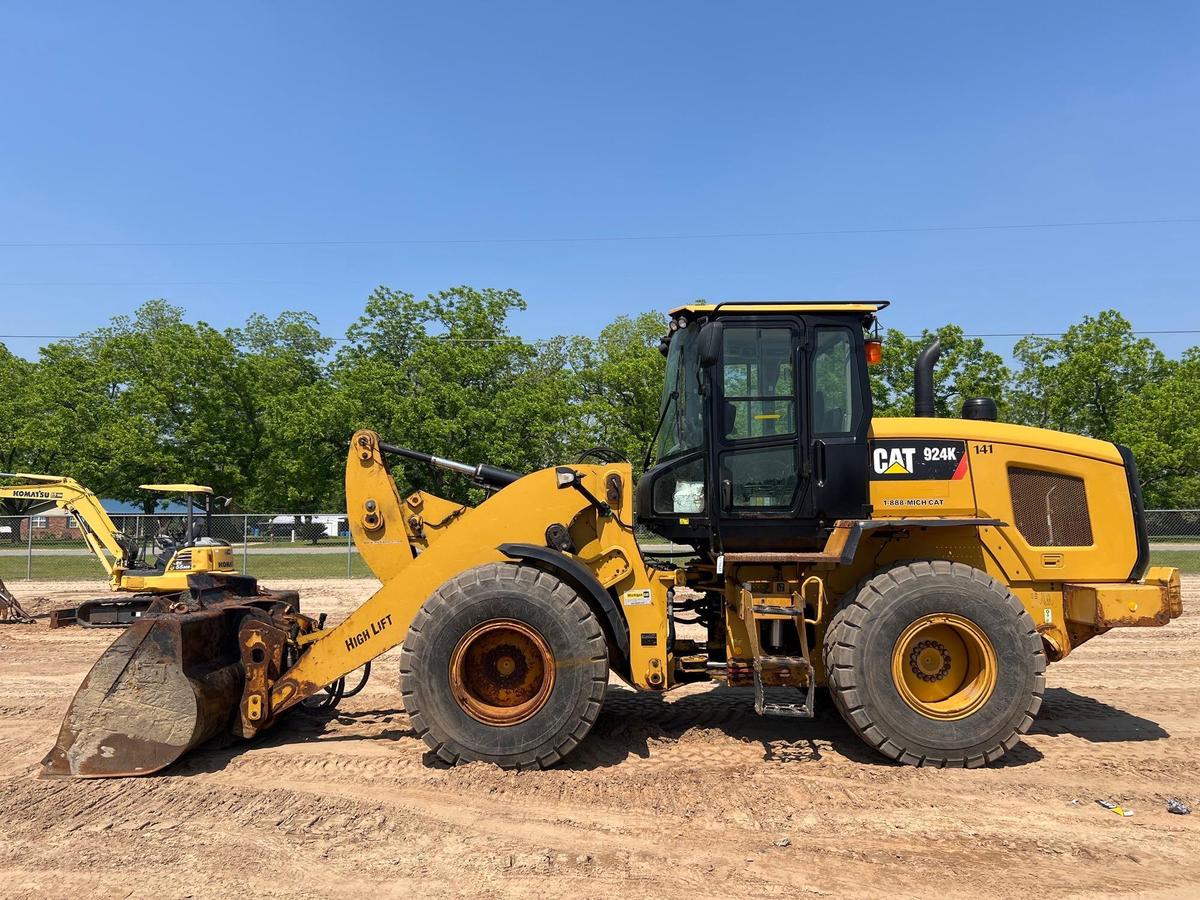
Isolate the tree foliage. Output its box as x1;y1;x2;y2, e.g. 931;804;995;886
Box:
332;286;580;501
1007;310;1168;437
0;294;1196;512
1111;348;1200;505
568;312;667;470
228;311;338;511
871;325;1009;418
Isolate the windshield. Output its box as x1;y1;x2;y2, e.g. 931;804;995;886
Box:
649;322;704;463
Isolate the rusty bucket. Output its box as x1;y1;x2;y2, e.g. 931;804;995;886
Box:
42;576;298;778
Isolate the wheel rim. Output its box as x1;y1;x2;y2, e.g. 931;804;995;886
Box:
449;619;556;726
890;613;997;720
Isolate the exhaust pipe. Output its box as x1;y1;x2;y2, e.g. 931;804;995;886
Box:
913;338;942;418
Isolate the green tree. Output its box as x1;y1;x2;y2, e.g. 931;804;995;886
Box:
870;324;1009;417
569;311;667;470
1008;310;1168;437
0;332;145;513
0;345;73;517
0;344;41;474
1112;348;1200;506
333;285;579;502
227;311;339;511
55;301;254;511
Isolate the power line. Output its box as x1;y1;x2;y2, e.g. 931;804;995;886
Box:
0;216;1197;249
3;329;1200;344
907;329;1200;338
0;280;311;287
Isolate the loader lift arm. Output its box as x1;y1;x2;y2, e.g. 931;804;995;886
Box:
262;430;648;721
41;430;662;776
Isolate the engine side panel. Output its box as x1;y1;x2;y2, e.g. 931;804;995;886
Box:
867;421;1139;584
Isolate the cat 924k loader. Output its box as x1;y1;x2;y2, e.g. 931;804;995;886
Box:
43;301;1181;777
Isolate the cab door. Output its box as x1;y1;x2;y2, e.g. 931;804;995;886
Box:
806;316;873;524
710;316;817;550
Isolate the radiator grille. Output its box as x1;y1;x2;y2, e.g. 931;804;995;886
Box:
1009;467;1093;547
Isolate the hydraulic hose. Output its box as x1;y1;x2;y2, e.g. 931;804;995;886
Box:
302;662;371;710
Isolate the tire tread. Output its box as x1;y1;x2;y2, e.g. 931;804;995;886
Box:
398;562;608;770
823;561;1046;768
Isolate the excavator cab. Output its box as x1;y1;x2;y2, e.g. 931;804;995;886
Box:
637;301;883;552
136;483;228;573
109;484;235;590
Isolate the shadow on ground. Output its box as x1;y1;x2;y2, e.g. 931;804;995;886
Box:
174;705;416;776
174;684;1160;777
558;686;1045;771
1029;687;1169;742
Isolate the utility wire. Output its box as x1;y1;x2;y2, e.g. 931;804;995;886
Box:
0;216;1197;249
3;329;1200;344
0;280;310;287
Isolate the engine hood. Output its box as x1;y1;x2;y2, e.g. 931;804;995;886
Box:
868;417;1122;465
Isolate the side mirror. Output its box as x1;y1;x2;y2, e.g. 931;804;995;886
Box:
698;321;723;368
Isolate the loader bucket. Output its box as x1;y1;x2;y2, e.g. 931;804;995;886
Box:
42;576;298;778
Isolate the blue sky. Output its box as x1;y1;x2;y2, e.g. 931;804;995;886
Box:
2;2;1198;358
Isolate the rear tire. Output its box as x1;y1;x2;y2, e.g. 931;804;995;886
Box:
824;561;1045;768
399;563;608;769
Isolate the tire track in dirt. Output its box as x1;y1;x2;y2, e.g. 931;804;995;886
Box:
1;579;1199;898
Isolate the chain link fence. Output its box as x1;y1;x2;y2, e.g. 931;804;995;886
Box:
2;510;1199;582
0;513;364;582
1144;509;1200;541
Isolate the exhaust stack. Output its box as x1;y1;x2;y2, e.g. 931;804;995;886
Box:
913;338;942;418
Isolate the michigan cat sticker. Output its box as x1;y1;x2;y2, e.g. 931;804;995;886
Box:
870;439;968;481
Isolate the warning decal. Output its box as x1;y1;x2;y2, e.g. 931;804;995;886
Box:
870;439;968;481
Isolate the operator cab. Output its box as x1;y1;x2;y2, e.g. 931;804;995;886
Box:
138;483;229;571
636;301;884;552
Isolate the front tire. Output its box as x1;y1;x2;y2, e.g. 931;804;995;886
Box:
399;563;608;769
824;561;1045;768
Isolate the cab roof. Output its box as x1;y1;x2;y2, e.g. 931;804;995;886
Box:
139;483;213;495
669;300;890;316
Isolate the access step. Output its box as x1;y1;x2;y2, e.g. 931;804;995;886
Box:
753;655;815;719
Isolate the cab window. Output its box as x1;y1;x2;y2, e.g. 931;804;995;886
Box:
811;328;858;435
721;326;796;440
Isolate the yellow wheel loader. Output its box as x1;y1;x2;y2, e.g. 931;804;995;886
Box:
0;475;235;625
42;301;1182;777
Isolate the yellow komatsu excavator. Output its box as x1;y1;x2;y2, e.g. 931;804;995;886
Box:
43;301;1181;777
0;475;235;625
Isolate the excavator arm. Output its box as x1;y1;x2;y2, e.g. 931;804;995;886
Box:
0;474;129;578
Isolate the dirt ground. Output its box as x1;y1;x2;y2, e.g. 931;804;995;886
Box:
1;578;1198;899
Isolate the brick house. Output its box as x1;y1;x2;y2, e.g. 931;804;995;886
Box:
17;509;83;540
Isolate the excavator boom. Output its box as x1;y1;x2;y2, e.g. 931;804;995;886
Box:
0;474;126;576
